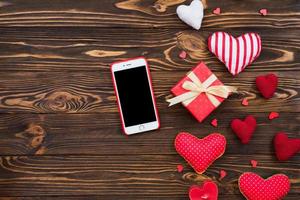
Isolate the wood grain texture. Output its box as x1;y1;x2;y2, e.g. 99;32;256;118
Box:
0;0;299;28
0;112;299;156
0;0;299;199
0;28;299;72
4;197;300;200
0;155;298;198
0;71;299;113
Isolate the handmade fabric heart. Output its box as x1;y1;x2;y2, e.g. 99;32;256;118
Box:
174;132;226;174
256;73;278;99
213;7;221;15
259;9;268;16
274;132;300;161
239;172;290;200
189;181;218;200
231;115;257;144
208;32;262;75
176;0;204;30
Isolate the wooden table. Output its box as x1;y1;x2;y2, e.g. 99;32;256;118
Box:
0;0;299;199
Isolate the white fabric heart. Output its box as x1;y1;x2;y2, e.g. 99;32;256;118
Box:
176;0;204;30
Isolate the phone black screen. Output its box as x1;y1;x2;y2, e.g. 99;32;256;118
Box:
114;66;156;127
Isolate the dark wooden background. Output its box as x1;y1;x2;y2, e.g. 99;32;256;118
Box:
0;0;299;199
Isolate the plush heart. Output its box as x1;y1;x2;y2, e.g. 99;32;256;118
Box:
259;8;268;16
189;181;218;200
241;98;249;106
208;32;262;75
250;160;258;168
213;7;221;15
179;50;187;59
239;172;290;200
210;118;218;127
174;132;226;174
274;132;300;161
269;111;279;120
231;115;257;144
219;170;227;180
256;73;278;99
176;0;204;30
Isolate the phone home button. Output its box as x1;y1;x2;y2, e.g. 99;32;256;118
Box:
139;125;145;131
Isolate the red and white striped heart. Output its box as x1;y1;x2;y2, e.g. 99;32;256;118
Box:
208;32;262;76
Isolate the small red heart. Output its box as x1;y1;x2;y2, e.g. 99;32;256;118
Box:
250;160;258;168
211;119;218;127
241;98;249;106
213;7;221;15
189;181;218;200
256;74;278;99
179;50;187;59
231;115;257;144
269;112;279;120
177;164;184;173
219;169;227;180
175;132;226;174
274;132;300;161
239;172;290;200
259;8;268;16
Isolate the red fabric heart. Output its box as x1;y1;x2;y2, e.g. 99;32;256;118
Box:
175;132;226;174
239;172;290;200
179;50;187;59
189;181;218;200
250;160;258;168
269;111;279;120
177;164;184;173
210;118;218;127
212;7;221;15
208;32;262;75
231;115;257;144
259;8;268;16
256;74;278;99
241;98;249;106
219;169;227;180
274;132;300;161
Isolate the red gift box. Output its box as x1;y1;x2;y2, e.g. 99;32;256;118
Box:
167;62;236;122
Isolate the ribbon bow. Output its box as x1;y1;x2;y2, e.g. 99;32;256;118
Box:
167;72;237;107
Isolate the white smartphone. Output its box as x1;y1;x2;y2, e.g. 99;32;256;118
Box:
111;57;160;135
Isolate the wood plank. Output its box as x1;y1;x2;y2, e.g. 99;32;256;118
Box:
0;112;298;155
0;155;298;197
0;27;299;72
0;0;298;199
0;0;299;28
0;71;299;114
3;196;300;200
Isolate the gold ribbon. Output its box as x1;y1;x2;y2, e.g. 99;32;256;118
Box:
167;72;237;107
